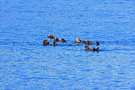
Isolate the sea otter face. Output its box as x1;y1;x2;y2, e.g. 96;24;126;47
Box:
43;40;49;45
48;34;54;39
85;46;89;50
54;37;59;42
75;38;81;43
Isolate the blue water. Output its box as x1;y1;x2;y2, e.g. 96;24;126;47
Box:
1;0;135;90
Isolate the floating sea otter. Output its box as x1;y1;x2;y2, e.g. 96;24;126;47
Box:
84;46;99;51
75;38;86;43
75;38;81;43
95;41;100;45
43;40;49;45
52;41;58;46
85;41;100;45
54;37;59;42
61;38;66;42
85;41;92;45
48;34;54;39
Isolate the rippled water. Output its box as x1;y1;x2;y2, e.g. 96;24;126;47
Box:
1;0;135;90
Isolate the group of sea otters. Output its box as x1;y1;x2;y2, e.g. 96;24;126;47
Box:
43;34;100;51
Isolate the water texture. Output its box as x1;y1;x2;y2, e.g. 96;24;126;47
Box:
0;0;135;90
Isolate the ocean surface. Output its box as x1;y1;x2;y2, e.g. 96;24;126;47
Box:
0;0;135;90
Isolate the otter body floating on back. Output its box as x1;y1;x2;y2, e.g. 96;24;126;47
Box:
85;46;99;51
85;41;92;45
75;38;86;44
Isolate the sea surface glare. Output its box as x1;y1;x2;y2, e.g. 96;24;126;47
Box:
0;0;135;90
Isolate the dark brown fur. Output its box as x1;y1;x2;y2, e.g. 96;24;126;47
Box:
85;41;92;45
43;40;49;45
54;37;59;42
85;46;99;51
52;41;58;46
95;41;100;45
48;34;54;39
61;38;66;42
